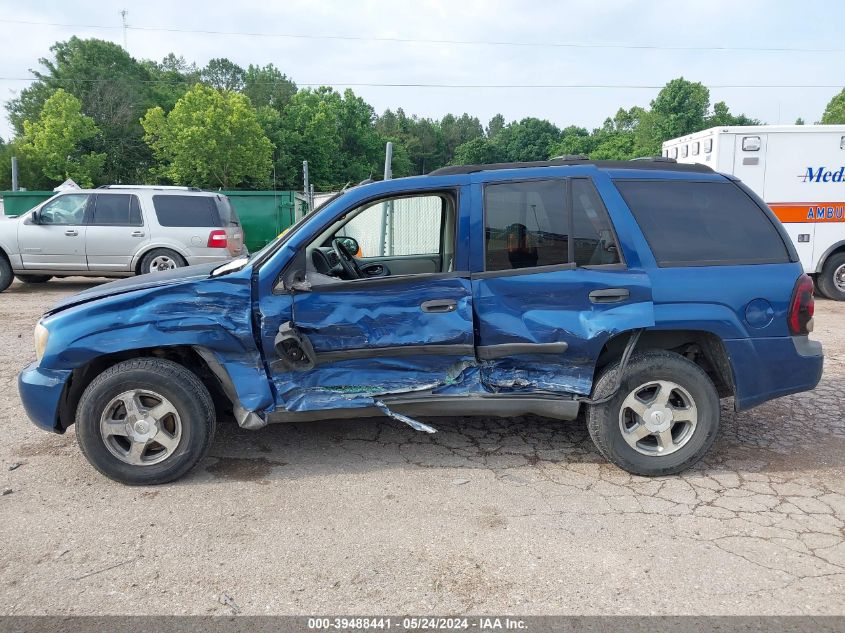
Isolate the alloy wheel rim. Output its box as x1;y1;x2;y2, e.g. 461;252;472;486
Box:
834;263;845;293
149;255;177;272
99;389;182;466
618;380;698;457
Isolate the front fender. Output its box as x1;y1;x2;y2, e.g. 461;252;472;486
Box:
38;273;274;417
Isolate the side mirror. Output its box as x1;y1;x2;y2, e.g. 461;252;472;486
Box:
30;210;41;224
337;236;360;256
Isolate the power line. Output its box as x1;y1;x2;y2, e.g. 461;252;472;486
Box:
1;17;844;54
0;76;840;90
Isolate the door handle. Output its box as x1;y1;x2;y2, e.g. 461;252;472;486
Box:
131;230;145;237
589;288;630;303
421;299;457;313
64;229;78;237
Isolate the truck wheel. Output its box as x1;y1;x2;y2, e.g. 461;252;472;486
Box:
587;350;720;476
76;358;216;485
0;257;12;292
139;248;186;274
15;274;52;284
816;252;845;301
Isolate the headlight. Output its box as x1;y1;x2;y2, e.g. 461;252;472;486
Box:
34;322;49;362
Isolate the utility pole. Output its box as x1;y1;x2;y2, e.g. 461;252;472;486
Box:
380;142;393;256
302;161;311;213
120;10;128;50
11;156;19;192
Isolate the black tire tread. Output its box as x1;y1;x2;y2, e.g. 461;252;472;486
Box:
587;350;720;477
76;357;215;485
817;252;845;301
0;256;12;292
15;274;52;284
138;248;187;275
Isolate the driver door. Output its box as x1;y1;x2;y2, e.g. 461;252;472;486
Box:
259;187;478;413
18;193;90;270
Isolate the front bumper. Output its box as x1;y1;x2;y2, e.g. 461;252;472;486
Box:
18;362;72;433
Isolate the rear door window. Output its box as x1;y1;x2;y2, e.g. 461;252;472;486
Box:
90;194;142;226
152;195;221;227
615;180;790;266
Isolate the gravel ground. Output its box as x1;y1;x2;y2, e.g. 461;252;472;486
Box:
0;277;843;616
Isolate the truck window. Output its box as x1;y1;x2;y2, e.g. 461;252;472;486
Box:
692;142;700;156
615;180;790;267
704;139;713;153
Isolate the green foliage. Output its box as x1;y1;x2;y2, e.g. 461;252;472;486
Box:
243;64;297;110
18;89;105;187
201;58;246;92
6;37;160;184
141;84;273;188
822;89;845;124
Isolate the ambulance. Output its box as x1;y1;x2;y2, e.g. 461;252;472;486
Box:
663;125;845;299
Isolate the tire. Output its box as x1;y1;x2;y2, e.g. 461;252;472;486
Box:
15;274;52;284
816;252;845;301
138;248;187;275
587;350;720;477
0;257;12;293
76;358;216;485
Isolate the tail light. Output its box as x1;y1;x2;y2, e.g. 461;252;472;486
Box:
207;229;227;249
788;273;815;335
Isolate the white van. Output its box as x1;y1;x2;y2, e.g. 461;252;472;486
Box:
663;125;845;299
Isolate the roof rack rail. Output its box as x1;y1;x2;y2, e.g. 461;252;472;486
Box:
629;156;677;163
429;157;712;176
96;185;202;191
550;154;589;161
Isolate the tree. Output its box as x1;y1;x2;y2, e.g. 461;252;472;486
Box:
638;78;710;154
821;88;845;124
709;101;760;127
6;37;160;184
18;89;105;187
271;87;385;189
486;114;505;139
141;84;273;188
452;137;506;165
201;58;246;92
142;54;200;113
243;64;296;110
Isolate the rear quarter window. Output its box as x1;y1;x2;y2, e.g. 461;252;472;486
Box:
152;195;222;227
614;180;790;267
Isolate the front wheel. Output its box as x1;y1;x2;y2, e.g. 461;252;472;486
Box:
76;358;216;485
816;253;845;301
587;350;720;476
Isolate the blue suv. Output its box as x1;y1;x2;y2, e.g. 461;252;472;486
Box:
18;158;823;484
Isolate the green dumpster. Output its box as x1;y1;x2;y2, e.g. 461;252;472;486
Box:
222;190;304;252
1;191;53;216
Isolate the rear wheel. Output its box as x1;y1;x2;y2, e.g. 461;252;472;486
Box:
587;350;720;476
138;248;186;275
816;252;845;301
76;358;216;485
15;274;52;284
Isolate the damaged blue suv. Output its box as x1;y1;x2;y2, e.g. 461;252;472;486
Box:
18;158;823;484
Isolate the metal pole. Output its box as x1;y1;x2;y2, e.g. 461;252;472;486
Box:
120;10;128;50
379;142;393;256
309;184;315;214
11;156;18;192
302;161;310;212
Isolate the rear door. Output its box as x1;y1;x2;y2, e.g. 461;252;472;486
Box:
471;174;655;396
84;193;149;272
17;193;89;271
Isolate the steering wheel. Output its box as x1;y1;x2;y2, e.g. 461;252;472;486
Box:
332;238;363;280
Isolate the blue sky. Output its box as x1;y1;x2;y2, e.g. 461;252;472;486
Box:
0;0;841;140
